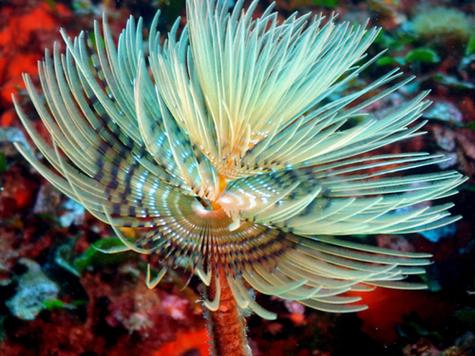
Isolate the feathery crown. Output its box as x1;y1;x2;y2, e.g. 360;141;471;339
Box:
13;0;465;319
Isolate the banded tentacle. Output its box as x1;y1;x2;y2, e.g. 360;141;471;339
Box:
220;160;465;236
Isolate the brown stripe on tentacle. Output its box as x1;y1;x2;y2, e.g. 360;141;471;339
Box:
120;193;297;276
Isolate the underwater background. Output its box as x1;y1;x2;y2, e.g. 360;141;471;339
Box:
0;0;474;355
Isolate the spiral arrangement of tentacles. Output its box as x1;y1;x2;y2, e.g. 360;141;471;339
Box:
13;0;465;319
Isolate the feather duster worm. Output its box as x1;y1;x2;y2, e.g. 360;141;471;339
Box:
13;0;465;353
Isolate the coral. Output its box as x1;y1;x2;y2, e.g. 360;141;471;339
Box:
0;2;72;113
152;328;209;356
413;7;474;44
6;259;59;320
425;101;464;124
0;164;38;218
0;228;20;275
402;338;440;356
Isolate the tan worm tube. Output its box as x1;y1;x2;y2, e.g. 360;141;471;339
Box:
207;268;251;356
